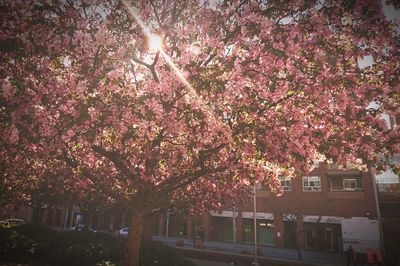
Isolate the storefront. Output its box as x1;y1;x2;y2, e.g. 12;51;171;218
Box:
242;218;274;245
303;222;342;252
210;216;233;241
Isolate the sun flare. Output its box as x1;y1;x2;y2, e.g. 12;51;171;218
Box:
148;34;162;51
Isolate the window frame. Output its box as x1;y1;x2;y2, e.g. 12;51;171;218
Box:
343;178;360;191
279;176;292;191
328;175;363;192
303;176;322;192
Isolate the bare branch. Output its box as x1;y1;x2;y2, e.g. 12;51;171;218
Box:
131;55;160;83
165;165;229;194
92;145;146;187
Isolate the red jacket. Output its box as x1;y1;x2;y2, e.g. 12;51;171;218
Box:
367;248;374;263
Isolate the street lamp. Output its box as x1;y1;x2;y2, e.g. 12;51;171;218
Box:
253;185;259;266
371;168;385;257
165;210;170;240
233;204;237;250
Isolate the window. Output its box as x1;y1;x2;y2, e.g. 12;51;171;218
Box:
242;219;274;245
303;176;321;191
279;177;292;191
343;179;361;191
211;217;232;241
328;176;362;191
325;228;334;251
305;229;317;249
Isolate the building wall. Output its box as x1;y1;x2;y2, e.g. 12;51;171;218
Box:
4;162;382;255
158;163;381;254
378;188;400;263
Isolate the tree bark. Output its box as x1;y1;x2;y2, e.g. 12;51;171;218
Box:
141;212;152;244
292;220;302;260
296;230;302;260
124;212;145;266
32;204;42;225
297;243;302;261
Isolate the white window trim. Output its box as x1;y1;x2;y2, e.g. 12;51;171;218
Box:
279;176;292;191
343;178;361;191
303;176;322;192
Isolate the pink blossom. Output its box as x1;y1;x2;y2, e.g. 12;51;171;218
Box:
9;125;19;144
1;78;16;100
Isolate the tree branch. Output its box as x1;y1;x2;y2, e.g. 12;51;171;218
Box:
59;151;127;203
131;54;160;83
164;165;229;194
157;143;228;193
91;145;146;186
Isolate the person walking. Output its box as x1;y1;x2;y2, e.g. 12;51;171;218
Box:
346;245;356;266
367;248;374;265
199;226;205;242
376;247;383;266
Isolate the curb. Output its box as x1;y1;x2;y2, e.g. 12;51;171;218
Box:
173;246;342;266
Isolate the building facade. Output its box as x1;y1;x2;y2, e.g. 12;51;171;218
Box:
3;162;384;255
376;156;400;263
153;162;381;254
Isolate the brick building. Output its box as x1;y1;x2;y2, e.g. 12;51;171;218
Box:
153;162;382;254
376;156;400;263
3;162;385;255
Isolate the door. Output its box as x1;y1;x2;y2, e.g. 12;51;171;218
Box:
325;228;334;251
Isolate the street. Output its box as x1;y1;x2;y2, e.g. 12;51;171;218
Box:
189;258;245;266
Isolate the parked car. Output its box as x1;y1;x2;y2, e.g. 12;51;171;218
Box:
0;220;11;228
73;224;97;232
116;227;129;237
6;218;25;227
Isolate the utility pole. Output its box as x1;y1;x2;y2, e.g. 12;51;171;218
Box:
165;210;170;239
63;207;69;229
69;205;75;228
253;185;259;266
233;204;236;250
371;169;385;257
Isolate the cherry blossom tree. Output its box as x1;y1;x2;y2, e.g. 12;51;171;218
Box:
1;1;399;265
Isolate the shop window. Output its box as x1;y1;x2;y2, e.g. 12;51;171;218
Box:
325;228;334;251
305;229;317;249
242;218;274;245
168;214;187;237
303;223;342;253
210;217;233;241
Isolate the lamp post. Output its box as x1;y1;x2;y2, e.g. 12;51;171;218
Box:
69;205;75;228
165;210;170;240
233;204;237;250
371;168;385;257
63;206;69;229
253;185;259;266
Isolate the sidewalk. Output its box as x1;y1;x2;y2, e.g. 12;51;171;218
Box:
152;236;345;266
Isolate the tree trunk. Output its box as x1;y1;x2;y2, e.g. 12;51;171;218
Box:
297;244;302;260
124;212;145;266
293;221;302;260
142;212;152;244
296;231;302;260
32;204;42;225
